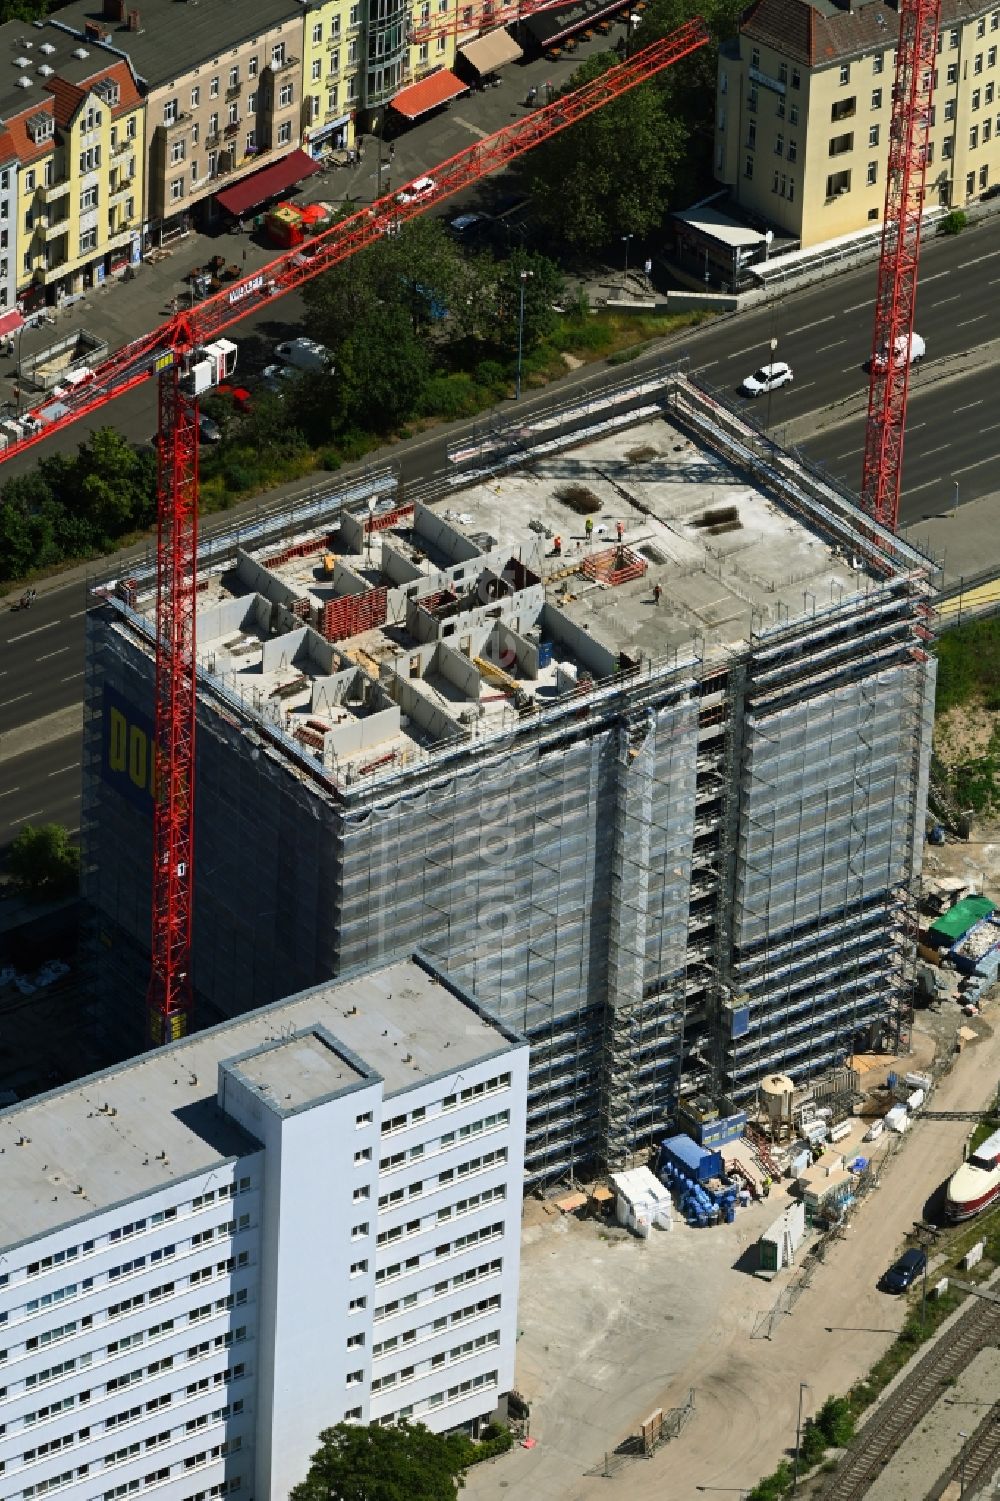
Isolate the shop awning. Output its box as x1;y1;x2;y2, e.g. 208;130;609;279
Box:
215;150;322;218
0;310;24;338
458;27;523;74
525;0;629;47
390;69;468;118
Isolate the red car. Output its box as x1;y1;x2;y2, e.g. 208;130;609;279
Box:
216;384;252;412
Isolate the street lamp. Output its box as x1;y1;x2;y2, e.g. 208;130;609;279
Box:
959;1431;969;1497
792;1382;810;1493
621;233;634;293
515;268;532;401
765;334;778;434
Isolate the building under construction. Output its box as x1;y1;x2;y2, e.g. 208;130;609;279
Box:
82;366;937;1184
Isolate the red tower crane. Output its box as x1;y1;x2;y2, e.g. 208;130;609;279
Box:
860;0;941;533
405;0;589;48
0;20;710;1045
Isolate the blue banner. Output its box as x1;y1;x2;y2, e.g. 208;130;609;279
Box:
101;684;155;814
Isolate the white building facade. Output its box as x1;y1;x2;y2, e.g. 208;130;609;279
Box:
0;959;528;1501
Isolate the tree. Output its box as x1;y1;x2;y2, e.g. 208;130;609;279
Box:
494;250;565;353
527;53;686;249
289;1422;466;1501
7;824;80;900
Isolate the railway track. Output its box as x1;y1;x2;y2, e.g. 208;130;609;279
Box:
923;1399;1000;1500
817;1292;1000;1501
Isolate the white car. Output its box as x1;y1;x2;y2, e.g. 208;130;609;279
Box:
397;176;437;206
262;363;298;392
741;361;793;397
872;331;926;370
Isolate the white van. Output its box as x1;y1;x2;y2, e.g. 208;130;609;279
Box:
275;337;332;373
873;332;926;370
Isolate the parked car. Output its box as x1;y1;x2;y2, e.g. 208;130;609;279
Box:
275;336;331;373
740;361;793;397
449;212;486;237
872;332;926;370
397;176;437;206
216;384;252;412
198;414;222;443
880;1246;927;1293
262;363;299;392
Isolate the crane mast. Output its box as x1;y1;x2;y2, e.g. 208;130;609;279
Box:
861;0;940;532
0;23;709;1045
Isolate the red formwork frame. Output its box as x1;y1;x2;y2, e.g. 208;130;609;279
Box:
860;0;941;533
0;24;710;1046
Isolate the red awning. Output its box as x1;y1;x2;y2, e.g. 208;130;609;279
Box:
0;310;25;338
215;150;323;218
390;69;468;119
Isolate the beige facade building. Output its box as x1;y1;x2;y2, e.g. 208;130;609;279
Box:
51;0;308;236
716;0;1000;247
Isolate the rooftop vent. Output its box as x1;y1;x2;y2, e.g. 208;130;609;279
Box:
72;47;89;59
36;64;53;77
15;76;31;88
39;41;55;53
13;56;29;67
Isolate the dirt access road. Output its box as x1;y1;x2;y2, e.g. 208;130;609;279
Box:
466;1018;1000;1501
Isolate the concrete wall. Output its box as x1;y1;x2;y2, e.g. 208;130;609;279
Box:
199;593;270;650
326;705;402;761
414;501;490;564
437;641;482;697
387;672;468;744
541;602;619;679
260;623;337;677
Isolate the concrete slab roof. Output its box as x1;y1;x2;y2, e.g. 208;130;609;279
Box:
0;959;518;1254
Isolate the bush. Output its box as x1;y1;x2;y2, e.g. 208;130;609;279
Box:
7;823;80;900
747;1459;793;1500
941;209;968;234
415;371;483;421
318;448;341;471
816;1395;854;1448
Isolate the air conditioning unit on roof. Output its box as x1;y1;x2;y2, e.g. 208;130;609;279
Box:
72;47;89;58
37;65;53;76
16;77;31;88
13;56;29;67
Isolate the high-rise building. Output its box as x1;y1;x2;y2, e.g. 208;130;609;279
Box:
0;957;527;1501
82;368;936;1183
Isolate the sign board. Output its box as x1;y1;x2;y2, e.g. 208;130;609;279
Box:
101;683;156;813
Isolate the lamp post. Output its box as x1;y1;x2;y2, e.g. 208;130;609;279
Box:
515;268;532;401
792;1382;810;1493
765;335;778;434
621;233;633;293
959;1431;969;1497
14;316;29;420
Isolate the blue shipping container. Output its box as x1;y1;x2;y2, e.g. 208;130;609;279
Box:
660;1133;723;1184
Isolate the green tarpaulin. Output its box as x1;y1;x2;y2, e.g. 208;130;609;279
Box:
929;894;997;942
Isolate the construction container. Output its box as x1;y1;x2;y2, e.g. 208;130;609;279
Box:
537;640;554;668
611;1166;673;1235
660;1133;723;1184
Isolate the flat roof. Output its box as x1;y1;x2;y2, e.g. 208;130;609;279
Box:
48;0;303;90
0;959;518;1253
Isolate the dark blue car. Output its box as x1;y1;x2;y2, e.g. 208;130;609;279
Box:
880;1247;927;1294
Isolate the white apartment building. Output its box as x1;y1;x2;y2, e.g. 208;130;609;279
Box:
0;958;528;1501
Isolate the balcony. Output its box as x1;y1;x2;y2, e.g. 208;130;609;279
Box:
109;177;135;204
269;52;299;75
35;177;69;204
205;131;221;148
33;213;70;240
327;31;343;47
112;136;135;158
161;110;192;134
227;82;242;100
224;122;240;138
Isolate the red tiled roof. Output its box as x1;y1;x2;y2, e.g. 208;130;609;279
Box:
45;60;141;128
742;0;900;66
4;102;56;167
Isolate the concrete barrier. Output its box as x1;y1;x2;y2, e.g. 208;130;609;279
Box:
963;1243;984;1271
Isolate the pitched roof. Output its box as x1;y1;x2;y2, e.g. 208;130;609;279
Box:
4;100;55;166
742;0;899;67
45;57;141;124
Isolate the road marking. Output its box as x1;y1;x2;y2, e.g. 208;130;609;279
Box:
48;763;80;778
954;399;985;412
450;115;490;140
815;339;848;352
906;477;944;494
68;609;86;619
957;251;1000;268
8;621;57;643
841;364;864;374
954;454;1000;475
843;300;874;312
922;443;951;458
792;381;815;395
835;447;864;460
0;692;30;709
8;810;42;827
61;670;84;683
957;314;990;327
989;277;1000;285
794;315;836;334
920;270;953;284
726;343;772;360
936;294;961;304
36;646;69;662
0;787;20;799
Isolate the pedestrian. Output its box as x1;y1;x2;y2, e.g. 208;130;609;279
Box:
242;249;247;266
389;142;395;161
652;582;661;606
169;296;178;314
552;535;562;557
644;256;652;280
616;519;624;542
237;218;245;235
585;516;594;543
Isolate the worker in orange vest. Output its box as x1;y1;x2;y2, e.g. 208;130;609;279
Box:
553;535;562;556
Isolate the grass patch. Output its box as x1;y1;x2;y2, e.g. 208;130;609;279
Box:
935;616;1000;714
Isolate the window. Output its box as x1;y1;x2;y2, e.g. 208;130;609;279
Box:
248;90;257;112
787;138;797;162
353;1186;370;1202
346;1369;364;1386
171;178;184;201
249;55;259;77
831;96;856;121
349;1260;367;1277
313;20;323;41
789;103;798;125
328;86;339;110
991;47;998;66
778;61;787;83
867;160;878;185
436;33;447;51
985;116;993;140
746;122;757;150
164;98;178;125
774;132;784;155
229;66;239;88
351;1223;369;1240
245;130;256;154
974;87;983;109
839;63;850;85
349;1295;367;1312
981;163;990;188
210;76;220;98
345;1407;362;1421
945;96;957;118
209;112;220;135
191;86;200;107
751;47;760;68
347;75;357;100
826;169;851;196
279;80;294;107
994;10;1000;28
272;42;286;66
871;87;882;109
80;185;98;211
947;62;958;83
346;1332;364;1348
170;138;185;164
228;102;239;126
976;52;984;74
829;132;854;155
79;146;101;173
971;125;980;147
312;58;322;80
980;16;988;35
873;51;884;74
950;26;959;46
943;135;954;158
967;170;976;196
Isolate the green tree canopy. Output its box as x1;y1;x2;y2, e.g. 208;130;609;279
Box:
7;824;80;901
289;1421;465;1501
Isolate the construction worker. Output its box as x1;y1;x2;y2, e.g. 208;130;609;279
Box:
653;582;662;606
616;519;625;543
762;1175;771;1199
585;516;594;543
552;535;562;557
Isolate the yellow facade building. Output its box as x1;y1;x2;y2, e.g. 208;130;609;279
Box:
716;0;1000;248
301;0;358;157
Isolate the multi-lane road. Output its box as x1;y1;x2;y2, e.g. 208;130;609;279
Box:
2;214;999;847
